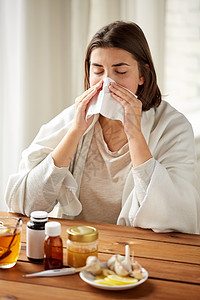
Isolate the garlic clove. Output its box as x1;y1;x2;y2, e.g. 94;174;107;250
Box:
102;268;116;277
114;255;130;277
85;256;102;275
114;260;130;276
132;260;142;271
124;244;132;273
107;255;123;270
107;255;116;271
116;254;125;262
131;269;145;280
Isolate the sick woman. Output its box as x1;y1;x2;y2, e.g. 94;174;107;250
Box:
5;21;200;234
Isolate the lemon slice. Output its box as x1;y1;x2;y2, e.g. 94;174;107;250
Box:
94;279;114;286
94;275;138;286
0;227;12;235
105;275;138;285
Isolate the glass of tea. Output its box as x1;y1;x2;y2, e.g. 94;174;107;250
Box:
0;216;22;269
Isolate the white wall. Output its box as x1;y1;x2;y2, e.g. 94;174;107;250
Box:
164;0;200;194
164;0;200;138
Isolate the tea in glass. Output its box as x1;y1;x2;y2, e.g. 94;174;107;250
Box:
0;216;22;269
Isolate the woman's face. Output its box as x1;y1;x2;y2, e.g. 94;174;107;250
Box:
89;47;144;94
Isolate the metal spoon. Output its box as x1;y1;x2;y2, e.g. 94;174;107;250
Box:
0;218;22;261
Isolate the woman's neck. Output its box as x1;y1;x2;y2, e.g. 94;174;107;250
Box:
99;115;128;152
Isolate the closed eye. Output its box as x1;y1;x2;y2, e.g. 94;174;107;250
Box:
94;71;104;75
91;65;104;75
116;71;127;74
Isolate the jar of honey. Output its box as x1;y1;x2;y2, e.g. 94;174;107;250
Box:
66;226;98;268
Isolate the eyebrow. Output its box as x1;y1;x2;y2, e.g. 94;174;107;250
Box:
91;62;130;67
112;63;130;67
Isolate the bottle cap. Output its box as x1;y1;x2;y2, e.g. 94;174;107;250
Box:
45;222;61;237
30;211;48;222
67;226;98;243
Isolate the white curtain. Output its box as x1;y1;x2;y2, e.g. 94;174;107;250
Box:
0;0;165;211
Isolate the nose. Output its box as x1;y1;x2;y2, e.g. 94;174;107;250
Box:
102;72;111;80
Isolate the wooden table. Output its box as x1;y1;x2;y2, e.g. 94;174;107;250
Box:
0;212;200;299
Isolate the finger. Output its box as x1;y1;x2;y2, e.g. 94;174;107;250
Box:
110;89;142;115
110;89;131;108
77;80;103;104
110;91;126;105
83;80;103;97
93;79;104;88
109;83;136;103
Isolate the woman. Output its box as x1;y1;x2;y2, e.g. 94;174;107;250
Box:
5;21;200;233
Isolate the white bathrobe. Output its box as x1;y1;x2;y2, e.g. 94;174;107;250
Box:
5;100;200;233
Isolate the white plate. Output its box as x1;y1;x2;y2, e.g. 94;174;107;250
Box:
79;262;148;291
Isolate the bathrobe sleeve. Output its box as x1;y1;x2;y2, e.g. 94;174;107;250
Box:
4;105;83;216
118;101;200;234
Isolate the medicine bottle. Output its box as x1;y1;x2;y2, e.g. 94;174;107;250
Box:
67;225;98;268
26;211;48;262
44;221;63;270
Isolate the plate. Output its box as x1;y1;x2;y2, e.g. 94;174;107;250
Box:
79;262;148;291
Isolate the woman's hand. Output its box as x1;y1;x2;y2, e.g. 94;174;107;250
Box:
52;80;103;168
109;82;142;140
109;82;152;167
71;80;103;136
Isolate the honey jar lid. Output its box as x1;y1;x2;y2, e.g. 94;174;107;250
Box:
67;226;98;243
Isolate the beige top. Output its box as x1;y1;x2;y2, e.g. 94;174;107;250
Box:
75;121;132;224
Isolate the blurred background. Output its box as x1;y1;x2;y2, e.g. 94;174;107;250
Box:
0;0;200;211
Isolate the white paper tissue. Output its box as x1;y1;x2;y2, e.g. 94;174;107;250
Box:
86;77;137;124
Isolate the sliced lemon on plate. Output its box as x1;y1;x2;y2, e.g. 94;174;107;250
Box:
94;275;138;286
106;275;138;285
94;279;115;286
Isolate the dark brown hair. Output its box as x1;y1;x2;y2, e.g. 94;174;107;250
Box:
84;21;161;111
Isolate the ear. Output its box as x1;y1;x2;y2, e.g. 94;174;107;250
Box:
138;64;149;85
138;75;144;85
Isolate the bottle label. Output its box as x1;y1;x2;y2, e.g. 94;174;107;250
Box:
26;227;45;259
